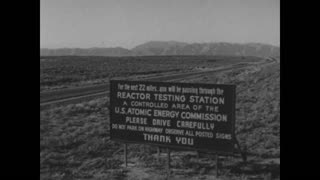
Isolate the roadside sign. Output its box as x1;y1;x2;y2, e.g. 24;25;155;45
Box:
110;80;236;154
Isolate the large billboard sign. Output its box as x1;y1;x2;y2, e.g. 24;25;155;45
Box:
110;80;236;154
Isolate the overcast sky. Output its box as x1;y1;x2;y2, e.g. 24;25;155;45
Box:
40;0;280;49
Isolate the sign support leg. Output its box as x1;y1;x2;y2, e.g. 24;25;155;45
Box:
157;147;160;163
167;148;171;176
124;143;127;168
234;135;247;163
264;172;272;180
216;154;219;177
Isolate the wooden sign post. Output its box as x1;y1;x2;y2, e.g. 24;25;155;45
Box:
167;148;171;175
157;147;161;163
215;154;219;177
124;143;127;167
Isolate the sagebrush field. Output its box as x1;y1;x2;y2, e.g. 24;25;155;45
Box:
40;56;262;91
40;56;279;180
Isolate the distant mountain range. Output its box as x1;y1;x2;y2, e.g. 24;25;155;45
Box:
40;41;280;57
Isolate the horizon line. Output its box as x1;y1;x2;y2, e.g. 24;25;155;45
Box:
40;40;280;49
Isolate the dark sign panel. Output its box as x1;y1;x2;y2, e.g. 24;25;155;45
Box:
110;80;236;154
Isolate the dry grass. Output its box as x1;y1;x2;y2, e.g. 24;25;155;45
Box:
40;61;279;180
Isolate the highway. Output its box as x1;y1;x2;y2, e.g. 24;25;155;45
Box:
40;60;271;109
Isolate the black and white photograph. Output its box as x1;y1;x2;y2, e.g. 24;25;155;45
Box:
40;0;280;179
